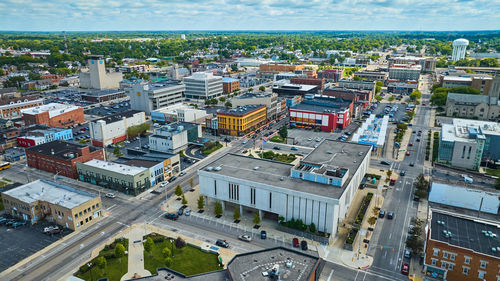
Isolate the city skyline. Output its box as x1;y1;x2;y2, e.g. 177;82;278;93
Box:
0;0;499;31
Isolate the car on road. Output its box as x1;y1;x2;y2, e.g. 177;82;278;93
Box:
168;176;177;183
380;161;391;166
406;151;410;156
404;249;411;259
401;263;409;275
301;240;308;250
293;238;300;247
260;230;267;239
177;208;184;216
12;221;26;228
291;147;298;151
400;170;406;176
242;139;248;144
179;172;186;176
387;212;394;219
160;182;167;187
44;226;60;234
185;209;191;216
416;138;420;142
165;213;179;220
216;239;229;248
105;193;116;198
409;162;415;167
379;210;386;218
238;235;252;242
273;146;281;150
409;142;413;146
390;179;396;185
413;195;420;202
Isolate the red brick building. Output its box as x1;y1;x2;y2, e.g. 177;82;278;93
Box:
424;210;500;281
323;87;373;103
290;77;325;90
22;103;84;128
222;77;240;94
289;97;353;131
0;96;44;120
26;140;104;179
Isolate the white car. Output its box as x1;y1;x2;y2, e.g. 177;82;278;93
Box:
160;182;168;187
242;139;248;144
105;193;116;198
238;235;252;242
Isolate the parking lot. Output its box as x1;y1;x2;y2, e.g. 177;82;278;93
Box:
85;100;131;117
370;103;409;123
0;218;71;272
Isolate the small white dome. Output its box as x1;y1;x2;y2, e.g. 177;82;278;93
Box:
453;38;469;46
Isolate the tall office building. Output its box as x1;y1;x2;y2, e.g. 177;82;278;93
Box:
80;55;123;89
183;72;223;100
126;81;185;114
452;39;469;61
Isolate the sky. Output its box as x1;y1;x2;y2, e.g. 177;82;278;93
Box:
0;0;499;31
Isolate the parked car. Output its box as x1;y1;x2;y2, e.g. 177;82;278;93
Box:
260;230;267;239
12;221;26;228
179;172;186;176
168;176;177;183
400;170;406;176
413;195;420;202
401;263;409;275
379;210;386;218
185;209;191;216
408;142;413;146
291;147;298;151
380;161;391;166
404;249;411;259
160;182;167;187
390;179;396;185
165;213;179;220
216;239;229;248
293;238;300;247
105;193;116;198
238;235;252;242
301;240;308;250
273;146;281;150
177;208;184;216
387;212;394;219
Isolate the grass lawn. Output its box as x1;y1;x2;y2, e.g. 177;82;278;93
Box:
269;135;285;143
75;238;129;281
259;151;296;163
144;233;222;276
202;143;223;155
485;168;500;177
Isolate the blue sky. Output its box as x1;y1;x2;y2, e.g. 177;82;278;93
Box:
0;0;499;31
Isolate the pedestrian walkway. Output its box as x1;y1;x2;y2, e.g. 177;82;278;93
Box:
121;227;151;281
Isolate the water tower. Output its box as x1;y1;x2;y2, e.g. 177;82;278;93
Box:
452;38;469;61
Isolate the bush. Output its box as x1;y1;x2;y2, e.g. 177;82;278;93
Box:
354;193;373;226
346;227;359;245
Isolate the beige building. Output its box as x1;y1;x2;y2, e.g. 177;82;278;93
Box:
1;180;102;231
231;92;279;120
80;55;123;90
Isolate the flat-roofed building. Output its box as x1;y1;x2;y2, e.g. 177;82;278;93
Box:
126;81;186;114
1;179;102;230
389;64;421;81
89;110;146;147
216;105;267;136
198;140;372;239
338;79;376;94
231;92;278;120
151;103;209;124
183;72;223;100
0;96;44;120
21;103;84;128
222;77;240;94
289;96;353;131
149;122;202;153
353;71;388;83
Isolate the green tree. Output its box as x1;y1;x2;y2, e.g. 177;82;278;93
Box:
95;256;107;274
219;97;226;102
388;96;395;103
175;237;186;249
0;69;4;76
162;247;171;258
3;76;26;88
253;213;261;225
409;90;422;101
181;194;187;205
144;237;154;257
248;87;253;92
386;169;393;179
259;85;266;92
233;207;241;221
376;81;384;87
374;95;383;102
197;195;205;210
114;243;126;263
189;178;194;189
28;72;41;80
225;101;232;108
279;125;288;139
164;257;173;266
214;201;223;216
309;222;316;233
113;146;122;156
368;216;377;228
175;185;183;197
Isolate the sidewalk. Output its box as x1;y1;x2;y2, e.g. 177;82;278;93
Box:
121;227;151;281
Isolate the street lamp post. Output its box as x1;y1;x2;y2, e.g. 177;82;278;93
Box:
170;238;175;257
87;262;93;281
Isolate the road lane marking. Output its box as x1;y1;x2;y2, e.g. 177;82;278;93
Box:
326;269;334;281
106;204;117;211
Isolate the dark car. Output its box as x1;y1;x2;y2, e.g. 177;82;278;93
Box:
168;176;177;183
379;210;386;218
177;208;184;215
413;195;420;202
387;212;394;219
260;230;267;239
216;239;229;248
273;146;281;150
165;213;179;220
409;162;415;167
293;238;300;247
300;240;308;250
380;161;391;166
400;170;406;176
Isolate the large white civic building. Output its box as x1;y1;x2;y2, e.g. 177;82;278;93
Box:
183;72;223;100
198;140;372;238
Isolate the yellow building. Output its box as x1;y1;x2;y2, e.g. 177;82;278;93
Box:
217;105;267;136
1;179;102;231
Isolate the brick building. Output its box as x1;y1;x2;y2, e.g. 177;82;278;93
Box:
323;87;373;103
290;77;325;90
22;103;85;128
424;210;500;281
222;77;240;94
0;96;44;120
289;96;353;131
317;69;343;82
26;140;105;179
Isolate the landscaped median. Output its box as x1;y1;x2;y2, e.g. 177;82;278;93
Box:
201;141;223;155
344;192;374;251
143;233;223;276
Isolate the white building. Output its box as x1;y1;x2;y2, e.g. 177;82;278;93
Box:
452;38;469;61
388;64;421;81
126;81;185;115
198;140;372;238
89;110;146;147
183;72;223;100
80;55;123;90
151;103;208;123
149;122;202;153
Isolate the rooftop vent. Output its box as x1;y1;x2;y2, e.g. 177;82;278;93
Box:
280;176;285;181
253;166;260;170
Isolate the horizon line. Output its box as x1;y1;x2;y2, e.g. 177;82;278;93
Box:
0;29;499;33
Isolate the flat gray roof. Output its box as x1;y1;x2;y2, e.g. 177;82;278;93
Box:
201;140;371;199
2;179;97;209
227;247;320;281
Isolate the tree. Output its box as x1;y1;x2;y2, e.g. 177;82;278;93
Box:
259;85;266;92
219;97;226;102
225;101;232;108
175;185;183;197
113;146;122;156
279;125;288;139
388;96;395;103
253;213;261;225
197;196;205;210
233;207;241;221
95;256;107;274
28;72;41;80
374;95;383;102
376;81;384;87
144;237;154;257
309;222;316;233
409;90;422;101
430;91;447;106
386;169;393;179
162;247;171;258
368;216;377;228
248;87;253;92
3;76;26;88
0;69;4;76
214;201;223;216
181;195;187;205
175;237;186;249
495;177;500;190
372;207;379;216
189;178;194;189
114;243;126;263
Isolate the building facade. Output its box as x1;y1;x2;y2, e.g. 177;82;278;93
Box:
338;79;376;94
353;71;388;83
183;72;223;100
388;64;421;81
217;105;267;136
388;56;436;72
290;77;325;91
149;122;202;153
81;89;126;103
80;55;123;89
26;140;105;179
231;93;279;121
151;103;208;123
0;96;44;120
323;87;372;103
222;77;240;94
445;93;500;121
289;96;352;131
89;110;146;147
198;140;371;238
317;69;343;82
21;103;85;128
1;180;102;231
126;81;185;114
